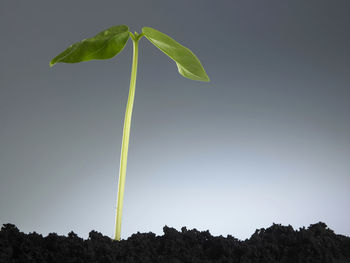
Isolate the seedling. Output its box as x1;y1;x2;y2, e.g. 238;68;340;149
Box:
50;25;209;241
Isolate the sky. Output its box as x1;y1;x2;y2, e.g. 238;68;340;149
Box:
0;0;349;241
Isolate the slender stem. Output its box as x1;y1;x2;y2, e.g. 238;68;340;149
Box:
114;34;140;241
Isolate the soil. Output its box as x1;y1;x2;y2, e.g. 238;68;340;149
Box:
1;222;350;263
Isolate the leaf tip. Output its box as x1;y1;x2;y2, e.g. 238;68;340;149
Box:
49;60;55;67
203;74;210;82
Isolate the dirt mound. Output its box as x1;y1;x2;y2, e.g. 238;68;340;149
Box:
1;222;349;262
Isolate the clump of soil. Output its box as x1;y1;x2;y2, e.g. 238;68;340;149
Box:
1;222;349;262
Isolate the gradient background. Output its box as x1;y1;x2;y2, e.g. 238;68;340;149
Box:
1;0;349;240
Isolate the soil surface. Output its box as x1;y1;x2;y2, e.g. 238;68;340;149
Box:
1;222;349;262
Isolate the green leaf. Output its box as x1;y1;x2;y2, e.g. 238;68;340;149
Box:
50;25;130;67
142;27;210;82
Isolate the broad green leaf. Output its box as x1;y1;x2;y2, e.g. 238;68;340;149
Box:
142;27;210;82
50;25;130;67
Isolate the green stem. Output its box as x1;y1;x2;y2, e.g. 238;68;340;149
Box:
114;33;141;241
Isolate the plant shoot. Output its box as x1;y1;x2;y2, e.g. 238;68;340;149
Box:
50;25;209;241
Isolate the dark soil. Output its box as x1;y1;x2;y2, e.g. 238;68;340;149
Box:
1;222;350;263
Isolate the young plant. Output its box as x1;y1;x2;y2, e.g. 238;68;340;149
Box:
50;25;209;241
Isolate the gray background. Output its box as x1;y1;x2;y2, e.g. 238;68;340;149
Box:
1;0;349;240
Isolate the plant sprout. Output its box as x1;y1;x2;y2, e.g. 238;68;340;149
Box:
50;25;209;241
